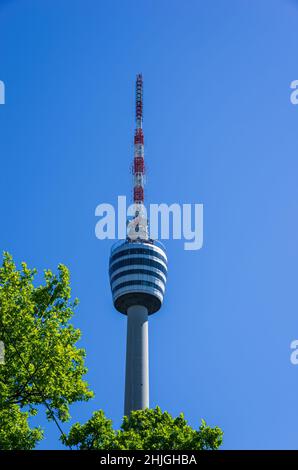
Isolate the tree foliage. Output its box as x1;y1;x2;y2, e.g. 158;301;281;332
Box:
62;407;223;450
0;405;43;450
0;253;93;449
0;252;223;451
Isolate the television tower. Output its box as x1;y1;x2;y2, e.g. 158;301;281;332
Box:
109;74;168;416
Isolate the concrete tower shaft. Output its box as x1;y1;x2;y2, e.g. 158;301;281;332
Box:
124;305;149;415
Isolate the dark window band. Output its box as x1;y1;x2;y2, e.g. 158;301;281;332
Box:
110;247;167;265
110;268;166;285
109;257;167;277
112;279;164;296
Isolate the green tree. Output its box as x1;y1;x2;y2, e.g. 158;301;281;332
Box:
62;407;223;450
0;405;43;450
0;253;93;449
0;253;223;451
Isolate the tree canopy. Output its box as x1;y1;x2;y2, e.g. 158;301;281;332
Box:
62;407;223;450
0;253;223;450
0;405;43;450
0;253;93;449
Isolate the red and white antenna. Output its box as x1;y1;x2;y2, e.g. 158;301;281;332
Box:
129;74;148;240
133;73;145;204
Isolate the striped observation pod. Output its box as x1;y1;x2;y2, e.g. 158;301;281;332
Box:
109;239;167;315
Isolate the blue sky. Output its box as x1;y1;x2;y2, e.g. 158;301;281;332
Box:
1;0;298;449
